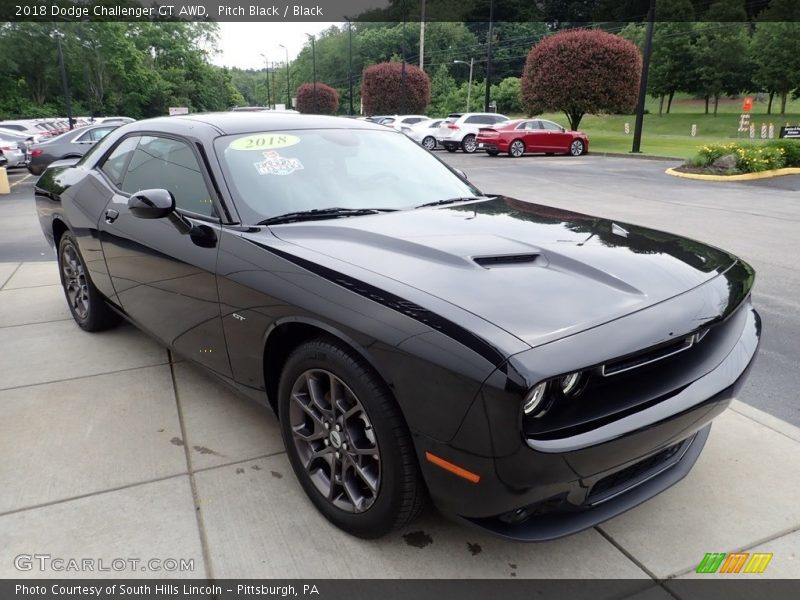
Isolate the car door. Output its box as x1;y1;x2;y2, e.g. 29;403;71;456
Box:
96;134;232;376
540;120;571;151
521;120;548;151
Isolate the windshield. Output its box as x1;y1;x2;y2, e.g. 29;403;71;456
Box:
215;128;481;224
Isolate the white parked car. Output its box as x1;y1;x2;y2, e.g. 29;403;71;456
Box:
402;119;444;150
389;115;430;131
437;112;509;153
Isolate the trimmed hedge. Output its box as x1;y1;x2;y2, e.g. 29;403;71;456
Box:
361;62;430;115
688;140;800;174
295;82;339;115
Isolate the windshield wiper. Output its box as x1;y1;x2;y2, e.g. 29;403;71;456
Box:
256;207;396;226
415;196;484;209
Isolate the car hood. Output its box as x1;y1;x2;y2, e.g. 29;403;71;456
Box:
266;197;738;347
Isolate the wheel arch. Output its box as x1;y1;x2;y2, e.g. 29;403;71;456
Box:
52;217;69;247
262;317;395;417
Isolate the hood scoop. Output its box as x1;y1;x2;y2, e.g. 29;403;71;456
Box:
473;253;539;268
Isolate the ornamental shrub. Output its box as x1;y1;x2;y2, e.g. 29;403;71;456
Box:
295;82;339;115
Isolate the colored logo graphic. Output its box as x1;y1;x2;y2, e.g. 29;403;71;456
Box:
696;552;773;574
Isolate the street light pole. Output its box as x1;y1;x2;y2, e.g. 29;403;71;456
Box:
305;33;317;113
54;31;74;130
632;0;656;153
454;59;474;112
260;53;271;109
278;44;291;109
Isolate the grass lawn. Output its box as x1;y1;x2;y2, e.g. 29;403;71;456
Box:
526;94;800;160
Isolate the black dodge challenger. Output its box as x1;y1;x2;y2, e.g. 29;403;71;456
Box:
35;113;760;540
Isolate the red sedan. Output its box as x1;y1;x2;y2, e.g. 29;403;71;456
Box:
476;118;589;157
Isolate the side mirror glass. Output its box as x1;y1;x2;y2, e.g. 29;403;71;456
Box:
128;189;175;219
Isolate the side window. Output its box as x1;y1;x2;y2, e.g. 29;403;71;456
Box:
491;116;508;124
541;121;563;131
120;136;215;217
89;127;114;142
525;121;543;130
75;130;93;143
465;115;490;125
100;136;140;187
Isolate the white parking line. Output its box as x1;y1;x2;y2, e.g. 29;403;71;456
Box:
10;174;31;188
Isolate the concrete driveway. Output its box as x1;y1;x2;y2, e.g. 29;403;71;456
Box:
1;156;799;585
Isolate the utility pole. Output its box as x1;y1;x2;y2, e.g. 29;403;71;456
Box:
419;0;426;70
484;0;494;112
260;53;271;108
347;19;354;115
632;0;656;153
55;31;73;130
401;0;407;114
305;33;317;113
279;44;291;109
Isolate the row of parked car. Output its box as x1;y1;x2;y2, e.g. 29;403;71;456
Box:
367;112;589;157
0;116;134;174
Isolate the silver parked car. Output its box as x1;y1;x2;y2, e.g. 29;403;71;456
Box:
437;112;509;153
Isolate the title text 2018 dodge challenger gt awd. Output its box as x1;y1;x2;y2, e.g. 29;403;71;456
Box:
35;114;760;540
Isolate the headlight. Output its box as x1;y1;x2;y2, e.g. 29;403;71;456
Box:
560;371;583;396
522;382;549;417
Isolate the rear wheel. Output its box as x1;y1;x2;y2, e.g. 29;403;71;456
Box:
279;337;425;538
509;139;525;158
461;134;477;153
421;136;436;151
569;139;585;156
57;232;120;332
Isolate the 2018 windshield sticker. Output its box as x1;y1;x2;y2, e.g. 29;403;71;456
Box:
254;151;304;176
231;133;300;151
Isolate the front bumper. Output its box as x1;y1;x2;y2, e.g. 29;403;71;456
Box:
414;296;760;541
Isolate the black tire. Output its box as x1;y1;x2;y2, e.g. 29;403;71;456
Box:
461;134;477;153
278;337;425;538
444;144;457;153
569;139;585;156
421;136;436;151
57;232;120;332
508;139;525;158
486;150;499;157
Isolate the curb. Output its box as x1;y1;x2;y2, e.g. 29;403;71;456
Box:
592;151;679;161
665;166;800;182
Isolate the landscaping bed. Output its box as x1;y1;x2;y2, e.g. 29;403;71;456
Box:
674;139;800;175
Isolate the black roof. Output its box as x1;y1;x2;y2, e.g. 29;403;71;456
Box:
135;112;388;135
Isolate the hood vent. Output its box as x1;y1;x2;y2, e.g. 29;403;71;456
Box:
473;253;539;268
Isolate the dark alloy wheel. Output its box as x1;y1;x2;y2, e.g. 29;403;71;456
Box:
461;134;477;153
58;232;120;331
509;139;525;158
569;139;585;156
279;338;424;538
421;136;436;151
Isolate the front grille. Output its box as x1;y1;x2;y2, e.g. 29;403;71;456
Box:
587;439;687;504
601;334;697;376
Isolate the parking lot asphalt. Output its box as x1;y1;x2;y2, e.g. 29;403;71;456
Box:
1;155;799;582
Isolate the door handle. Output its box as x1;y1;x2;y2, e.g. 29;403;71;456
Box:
104;208;119;223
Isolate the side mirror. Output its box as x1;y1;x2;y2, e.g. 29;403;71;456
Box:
453;168;468;181
128;189;175;219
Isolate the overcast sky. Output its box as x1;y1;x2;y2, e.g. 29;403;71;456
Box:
210;22;344;70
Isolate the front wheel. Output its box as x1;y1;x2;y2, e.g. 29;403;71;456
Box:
58;232;120;331
421;136;436;151
461;134;477;153
279;338;425;538
569;139;585;156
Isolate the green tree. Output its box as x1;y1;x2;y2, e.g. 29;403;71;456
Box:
750;0;800;114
